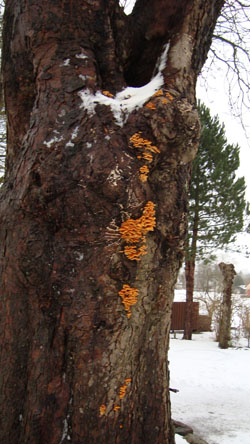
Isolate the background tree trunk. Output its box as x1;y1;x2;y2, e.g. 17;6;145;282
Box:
0;1;225;443
184;257;195;340
218;262;236;349
183;209;199;340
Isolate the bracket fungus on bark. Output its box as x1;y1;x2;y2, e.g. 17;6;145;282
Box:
102;90;114;98
119;201;156;261
129;132;160;182
145;101;156;110
99;404;106;417
139;165;150;182
123;244;147;261
145;89;173;110
130;133;160;155
118;284;139;318
119;378;132;400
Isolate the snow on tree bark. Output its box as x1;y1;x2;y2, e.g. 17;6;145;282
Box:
0;1;224;443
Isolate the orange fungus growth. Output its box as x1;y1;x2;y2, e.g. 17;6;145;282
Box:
123;244;147;261
119;201;156;261
139;165;149;174
145;101;156;110
119;378;131;399
119;219;142;244
166;91;174;101
153;89;164;97
99;404;106;416
119;385;126;399
139;165;150;182
119;201;156;239
129;133;159;154
142;152;153;163
102;90;114;98
140;173;148;182
119;284;139;318
129;132;160;182
140;201;156;232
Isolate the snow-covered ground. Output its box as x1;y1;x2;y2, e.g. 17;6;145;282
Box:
175;435;190;444
169;332;250;444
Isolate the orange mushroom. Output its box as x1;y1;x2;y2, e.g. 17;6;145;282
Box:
145;101;156;110
119;284;139;317
119;201;156;261
102;90;114;98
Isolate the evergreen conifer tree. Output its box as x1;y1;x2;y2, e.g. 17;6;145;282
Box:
184;102;246;339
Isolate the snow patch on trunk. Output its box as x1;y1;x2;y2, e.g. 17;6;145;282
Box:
65;125;80;149
75;53;88;60
72;126;79;139
66;141;74;148
44;135;64;148
79;43;169;126
60;58;70;67
59;418;69;444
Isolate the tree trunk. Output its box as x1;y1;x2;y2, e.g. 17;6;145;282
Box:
0;1;225;443
218;262;236;349
183;256;195;339
183;201;199;340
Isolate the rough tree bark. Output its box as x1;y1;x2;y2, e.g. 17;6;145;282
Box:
0;1;225;443
218;262;236;349
183;204;199;340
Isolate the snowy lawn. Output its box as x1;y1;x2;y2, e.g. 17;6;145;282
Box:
175;435;189;444
169;332;250;444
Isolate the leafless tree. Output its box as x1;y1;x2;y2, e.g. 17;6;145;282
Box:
200;0;250;132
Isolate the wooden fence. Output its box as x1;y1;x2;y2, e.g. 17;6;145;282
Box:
171;302;211;332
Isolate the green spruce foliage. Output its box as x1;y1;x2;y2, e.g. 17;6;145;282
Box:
187;101;246;259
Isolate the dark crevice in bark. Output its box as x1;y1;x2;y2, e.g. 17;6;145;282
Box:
2;3;36;176
124;37;166;87
87;3;127;91
123;0;193;87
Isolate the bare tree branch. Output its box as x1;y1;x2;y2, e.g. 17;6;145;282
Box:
199;0;250;133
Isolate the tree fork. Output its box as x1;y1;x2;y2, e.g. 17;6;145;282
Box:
0;1;225;443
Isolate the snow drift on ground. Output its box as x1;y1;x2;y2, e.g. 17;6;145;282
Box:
175;435;188;444
169;332;250;444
